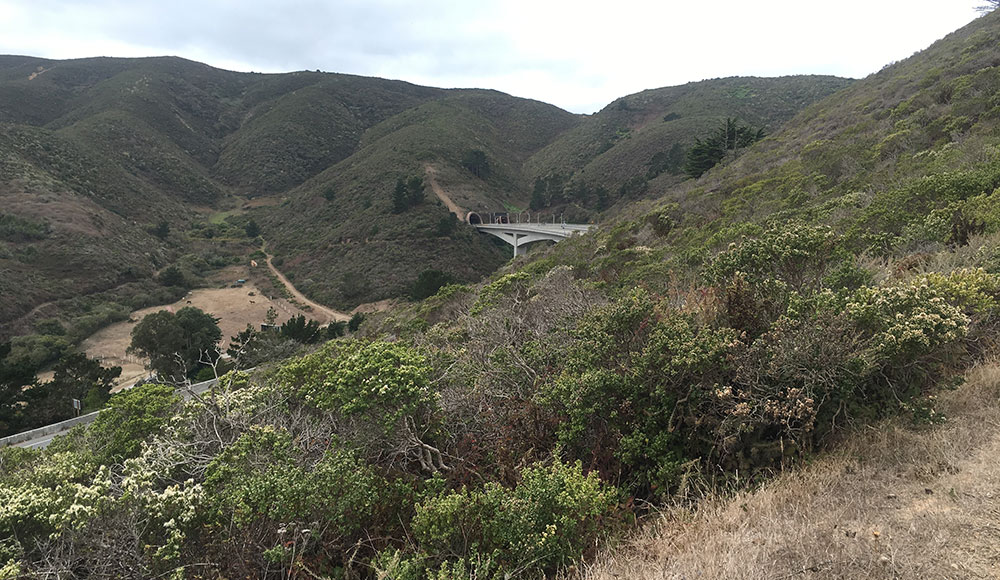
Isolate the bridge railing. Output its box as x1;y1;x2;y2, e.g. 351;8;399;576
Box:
0;373;241;449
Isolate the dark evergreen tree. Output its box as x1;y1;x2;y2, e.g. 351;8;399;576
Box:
244;219;261;238
280;315;323;344
461;149;490;178
406;176;425;206
392;178;409;213
684;118;765;178
158;265;187;287
151;220;170;239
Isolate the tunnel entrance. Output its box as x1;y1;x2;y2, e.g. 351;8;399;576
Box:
467;212;483;225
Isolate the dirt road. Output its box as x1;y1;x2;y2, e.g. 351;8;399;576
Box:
264;253;350;323
424;164;466;217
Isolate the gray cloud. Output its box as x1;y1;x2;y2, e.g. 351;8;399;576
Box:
0;0;983;113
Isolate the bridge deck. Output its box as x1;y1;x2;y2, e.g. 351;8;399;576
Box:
473;222;595;256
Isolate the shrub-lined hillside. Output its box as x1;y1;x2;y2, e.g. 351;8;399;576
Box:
0;54;848;336
259;90;582;308
3;10;1000;579
523;75;853;216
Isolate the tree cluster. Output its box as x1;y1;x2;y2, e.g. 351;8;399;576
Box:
460;149;490;179
0;345;120;437
392;176;426;213
684;117;765;178
127;306;222;382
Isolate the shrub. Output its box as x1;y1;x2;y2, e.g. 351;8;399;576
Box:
204;426;382;561
411;458;616;576
277;340;433;432
88;383;181;463
542;289;738;492
705;222;836;336
410;269;457;301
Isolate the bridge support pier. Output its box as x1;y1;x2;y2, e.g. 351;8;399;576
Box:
512;234;526;257
473;223;595;258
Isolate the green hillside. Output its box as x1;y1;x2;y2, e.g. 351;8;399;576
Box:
524;75;853;217
0;58;565;337
0;54;850;335
4;9;1000;580
260;90;582;307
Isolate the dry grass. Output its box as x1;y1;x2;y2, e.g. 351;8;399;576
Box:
577;362;1000;579
79;277;318;390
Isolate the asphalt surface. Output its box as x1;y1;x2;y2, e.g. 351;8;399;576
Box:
6;375;225;450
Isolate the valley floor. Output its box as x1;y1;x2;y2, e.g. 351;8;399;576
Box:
581;361;1000;579
78;279;317;390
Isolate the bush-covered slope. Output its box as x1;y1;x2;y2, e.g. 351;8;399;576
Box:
260;90;580;308
5;11;1000;580
0;54;848;328
0;57;566;332
524;75;853;215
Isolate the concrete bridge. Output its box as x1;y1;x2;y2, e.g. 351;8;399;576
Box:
467;212;596;256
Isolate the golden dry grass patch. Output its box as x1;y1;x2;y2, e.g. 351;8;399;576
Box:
577;362;1000;579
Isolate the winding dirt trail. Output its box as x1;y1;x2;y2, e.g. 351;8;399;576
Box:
424;164;466;217
264;250;350;323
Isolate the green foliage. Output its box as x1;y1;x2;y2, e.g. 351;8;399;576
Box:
530;173;567;210
348;312;365;332
6;334;70;370
392;176;426;213
279;314;323;344
412;458;616;575
705;222;836;336
326;320;347;339
542;289;738;492
243;219;261;238
684;118;765;178
646;142;687;179
151;219;170;240
0;214;49;242
204;426;382;553
276;340;434;433
128;306;222;381
435;212;460;237
461;149;490;178
89;383;181;463
471;272;531;314
410;269;457;301
157;265;188;288
21;353;120;426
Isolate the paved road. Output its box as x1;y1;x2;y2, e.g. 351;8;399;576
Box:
3;376;225;450
20;432;60;450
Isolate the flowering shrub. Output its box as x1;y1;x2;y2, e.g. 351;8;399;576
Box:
705;222;836;291
705;222;837;336
276;339;435;434
845;278;969;360
410;458;616;576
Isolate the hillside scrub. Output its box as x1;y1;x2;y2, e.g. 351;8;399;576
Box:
6;233;1000;577
4;10;1000;580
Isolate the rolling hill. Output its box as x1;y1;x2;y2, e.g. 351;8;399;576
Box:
4;8;1000;580
0;55;849;335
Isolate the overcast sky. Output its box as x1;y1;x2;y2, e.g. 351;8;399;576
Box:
0;0;984;113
